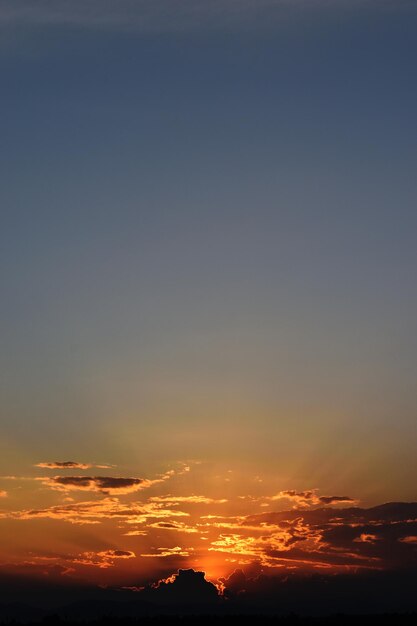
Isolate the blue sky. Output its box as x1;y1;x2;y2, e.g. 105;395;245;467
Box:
0;0;416;501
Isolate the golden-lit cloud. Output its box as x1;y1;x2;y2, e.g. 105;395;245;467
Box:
0;490;7;498
1;497;190;526
1;462;416;582
141;546;191;558
149;495;228;504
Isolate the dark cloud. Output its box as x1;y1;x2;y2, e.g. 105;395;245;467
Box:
42;476;147;495
147;569;220;605
318;495;355;504
244;502;417;527
269;490;357;507
210;502;417;572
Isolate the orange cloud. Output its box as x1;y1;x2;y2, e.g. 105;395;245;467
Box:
399;536;417;544
149;495;228;505
1;497;190;526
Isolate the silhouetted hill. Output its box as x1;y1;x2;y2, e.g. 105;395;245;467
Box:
0;613;417;626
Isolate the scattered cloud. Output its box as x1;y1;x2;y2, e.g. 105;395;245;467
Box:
1;464;416;577
73;549;135;569
0;497;190;526
210;502;417;571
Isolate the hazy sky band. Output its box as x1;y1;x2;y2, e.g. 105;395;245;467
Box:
0;0;415;31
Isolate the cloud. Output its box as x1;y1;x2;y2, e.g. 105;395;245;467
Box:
141;546;192;558
40;470;175;495
149;495;228;505
41;476;146;495
210;502;417;571
318;495;356;505
147;568;220;604
269;490;356;508
97;549;135;559
73;549;136;569
399;536;417;545
35;461;113;470
147;521;198;533
0;490;7;497
1;497;190;526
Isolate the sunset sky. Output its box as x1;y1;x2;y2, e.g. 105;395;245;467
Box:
0;0;416;600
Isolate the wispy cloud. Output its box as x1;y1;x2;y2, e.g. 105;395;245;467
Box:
35;461;113;470
141;546;191;558
149;495;228;505
268;489;357;508
0;497;190;526
72;549;136;569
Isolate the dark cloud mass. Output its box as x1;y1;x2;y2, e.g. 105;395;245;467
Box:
318;495;355;504
44;476;145;494
208;502;417;573
147;569;220;606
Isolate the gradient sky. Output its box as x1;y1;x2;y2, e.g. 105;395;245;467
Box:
0;0;416;591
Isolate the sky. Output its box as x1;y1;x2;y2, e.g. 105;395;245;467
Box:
0;0;416;605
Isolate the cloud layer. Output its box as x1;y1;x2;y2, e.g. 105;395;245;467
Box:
0;0;402;32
